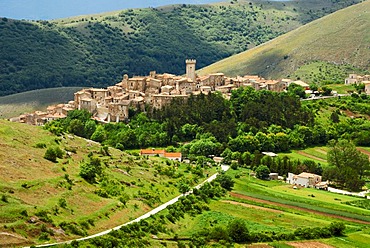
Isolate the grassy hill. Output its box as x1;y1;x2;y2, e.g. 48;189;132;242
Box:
0;87;82;119
0;0;362;96
199;0;370;82
0;120;212;246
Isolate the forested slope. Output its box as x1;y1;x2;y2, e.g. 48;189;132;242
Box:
0;0;361;96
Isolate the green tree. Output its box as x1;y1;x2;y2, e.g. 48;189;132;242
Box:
215;174;234;191
79;157;103;183
44;146;64;162
288;83;306;98
321;86;332;96
255;165;270;180
227;219;249;243
326;139;369;191
178;183;191;194
309;83;318;92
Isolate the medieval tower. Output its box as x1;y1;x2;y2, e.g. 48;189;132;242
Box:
186;59;196;82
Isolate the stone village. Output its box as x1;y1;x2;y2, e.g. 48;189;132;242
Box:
10;61;370;195
12;60;370;126
12;59;311;125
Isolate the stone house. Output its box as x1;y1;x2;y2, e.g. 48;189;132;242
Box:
287;172;322;187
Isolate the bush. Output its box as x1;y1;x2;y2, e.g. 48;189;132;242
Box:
38;232;50;241
58;198;67;208
35;142;47;148
35;210;53;223
328;222;345;236
44;146;64;162
1;195;8;203
255;165;270;180
79;157;103;183
227;219;249;243
215;173;234;191
44;147;58;162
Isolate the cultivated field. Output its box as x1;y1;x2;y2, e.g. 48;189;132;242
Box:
164;167;370;247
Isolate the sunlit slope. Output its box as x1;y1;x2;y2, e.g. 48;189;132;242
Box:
199;1;370;78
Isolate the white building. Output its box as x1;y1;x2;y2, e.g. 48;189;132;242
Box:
287;172;322;188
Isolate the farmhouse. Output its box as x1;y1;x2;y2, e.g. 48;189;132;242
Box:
140;149;182;161
345;74;370;85
287;172;324;188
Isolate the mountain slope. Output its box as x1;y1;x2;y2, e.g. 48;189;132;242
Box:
0;120;209;246
199;0;370;80
0;87;82;119
0;0;362;96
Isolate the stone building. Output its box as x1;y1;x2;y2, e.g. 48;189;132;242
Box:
13;59;308;125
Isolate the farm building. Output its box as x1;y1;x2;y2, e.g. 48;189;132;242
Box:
287;172;324;188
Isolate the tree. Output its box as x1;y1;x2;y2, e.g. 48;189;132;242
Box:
309;83;318;92
288;83;306;99
227;219;249;243
44;146;64;163
330;111;340;123
321;86;332;96
178;182;190;194
215;174;234;191
326;139;369;191
79;157;103;183
255;165;270;180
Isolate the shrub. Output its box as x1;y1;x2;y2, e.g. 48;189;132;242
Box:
79;157;103;183
44;146;64;162
20;210;28;217
38;232;50;241
58;198;67;208
35;210;53;223
1;195;8;203
44;147;58;162
328;222;345;236
35;142;47;148
227;219;249;243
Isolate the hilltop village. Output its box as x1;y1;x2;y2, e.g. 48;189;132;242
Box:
13;60;311;125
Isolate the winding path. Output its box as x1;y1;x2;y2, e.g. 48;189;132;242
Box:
28;165;230;247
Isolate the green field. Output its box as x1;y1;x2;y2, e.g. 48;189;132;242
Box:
278;146;328;165
160;167;370;247
0;87;82;118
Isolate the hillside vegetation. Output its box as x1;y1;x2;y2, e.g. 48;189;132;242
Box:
200;0;370;82
0;0;362;96
0;120;214;246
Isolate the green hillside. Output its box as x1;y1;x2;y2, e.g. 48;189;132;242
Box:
199;0;370;82
0;0;362;96
0;120;212;246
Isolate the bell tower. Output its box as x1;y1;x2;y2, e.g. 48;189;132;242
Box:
186;59;196;82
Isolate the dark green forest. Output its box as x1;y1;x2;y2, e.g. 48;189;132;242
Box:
0;0;362;96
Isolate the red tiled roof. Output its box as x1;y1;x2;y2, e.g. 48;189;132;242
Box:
140;149;165;155
164;153;182;158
